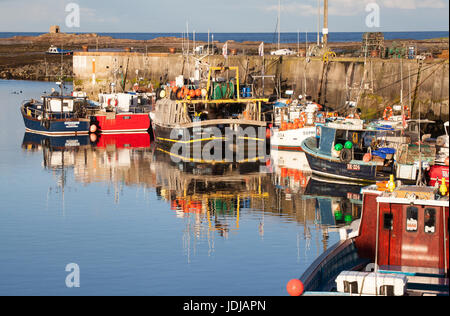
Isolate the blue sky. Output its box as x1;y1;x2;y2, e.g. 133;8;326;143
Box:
0;0;448;33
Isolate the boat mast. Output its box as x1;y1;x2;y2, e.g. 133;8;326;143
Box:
323;0;328;48
278;0;281;50
317;0;321;46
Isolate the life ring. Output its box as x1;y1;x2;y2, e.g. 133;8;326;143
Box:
339;148;352;163
299;112;307;126
107;98;118;107
352;132;359;144
383;106;393;120
403;105;411;120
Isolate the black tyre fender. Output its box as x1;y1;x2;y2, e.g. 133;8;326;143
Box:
339;148;352;163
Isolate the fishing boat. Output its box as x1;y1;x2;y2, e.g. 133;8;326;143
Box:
289;183;449;296
21;84;91;136
270;96;328;151
89;91;153;134
150;67;268;157
301;119;396;183
46;45;73;56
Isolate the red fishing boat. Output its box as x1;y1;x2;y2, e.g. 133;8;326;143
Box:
89;92;153;134
288;183;449;296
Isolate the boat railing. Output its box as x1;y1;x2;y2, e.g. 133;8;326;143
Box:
24;104;83;120
23;105;44;119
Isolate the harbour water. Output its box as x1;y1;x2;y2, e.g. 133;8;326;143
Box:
0;79;366;296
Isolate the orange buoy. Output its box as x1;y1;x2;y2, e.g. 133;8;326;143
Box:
281;122;288;131
195;89;202;97
177;91;183;99
89;124;97;133
287;123;295;130
363;153;372;163
189;90;196;98
287;279;304;296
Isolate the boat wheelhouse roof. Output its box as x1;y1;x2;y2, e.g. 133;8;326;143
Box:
361;184;449;207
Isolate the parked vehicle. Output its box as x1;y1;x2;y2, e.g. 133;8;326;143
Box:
194;44;219;55
270;49;296;56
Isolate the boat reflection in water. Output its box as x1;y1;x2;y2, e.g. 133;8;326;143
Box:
20;132;363;263
303;176;363;229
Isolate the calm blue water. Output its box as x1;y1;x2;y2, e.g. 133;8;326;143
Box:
0;79;363;296
0;31;448;43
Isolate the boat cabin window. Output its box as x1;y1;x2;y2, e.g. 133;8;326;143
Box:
383;213;394;230
424;208;436;234
49;99;73;112
406;206;418;232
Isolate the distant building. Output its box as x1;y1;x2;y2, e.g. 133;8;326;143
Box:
49;25;60;34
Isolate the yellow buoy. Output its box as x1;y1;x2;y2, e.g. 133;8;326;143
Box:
439;177;448;196
387;175;396;193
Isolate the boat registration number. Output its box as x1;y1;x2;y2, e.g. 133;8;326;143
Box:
64;122;80;128
347;193;361;200
347;164;360;171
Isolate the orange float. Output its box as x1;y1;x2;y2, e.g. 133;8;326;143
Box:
383;106;393;120
287;279;304;296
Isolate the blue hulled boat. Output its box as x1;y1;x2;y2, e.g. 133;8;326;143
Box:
301;120;397;183
21;91;91;136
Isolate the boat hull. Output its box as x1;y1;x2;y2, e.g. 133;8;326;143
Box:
301;137;390;183
270;127;316;151
92;113;151;134
21;109;90;136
